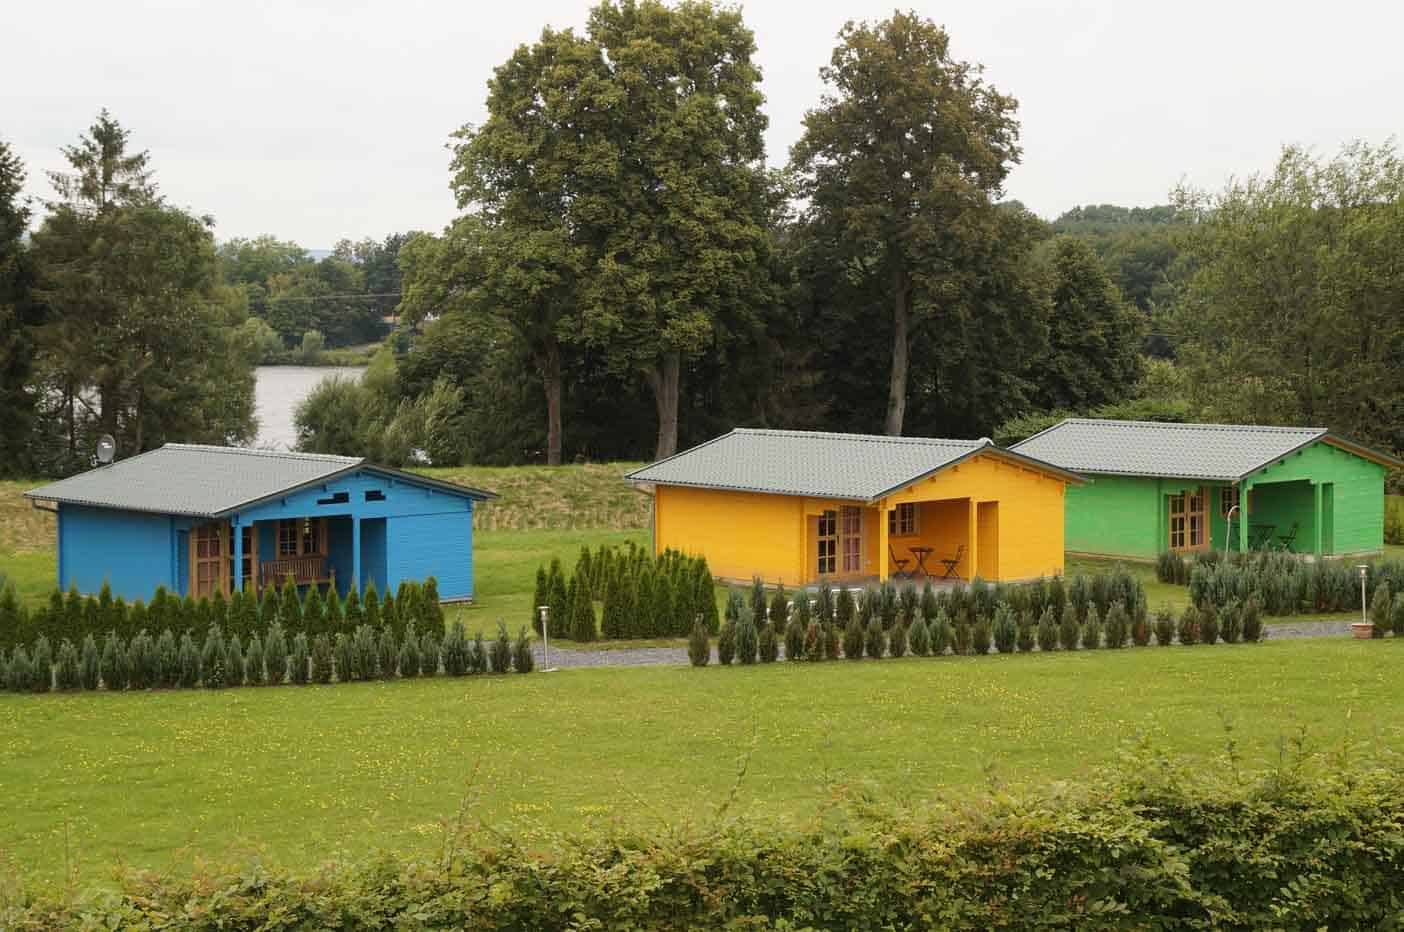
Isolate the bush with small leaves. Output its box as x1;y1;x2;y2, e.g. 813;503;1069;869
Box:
310;634;334;683
784;608;805;662
834;586;855;629
1199;603;1220;645
1058;605;1079;651
363;582;381;630
332;632;355;682
382;592;401;641
823;621;842;661
1391;594;1404;641
377;627;398;679
992;605;1017;654
79;634;100;690
224;634;245;687
864;615;886;659
931;609;952;656
350;625;377;680
1369;582;1392;637
176;633;200;687
1177;605;1201;646
29;636;52;692
736;608;759;665
909;617;930;656
302;586;325;640
265;623;289;686
1080;606;1102;650
6;645;31;691
842;611;864;660
688;617;710;666
154;630;178;687
100;633;129;690
245;635;265;685
802;620;823;662
54;639;80;690
1220;600;1243;644
1242;597;1264;643
343;586;363;633
201;627;226;688
1035;608;1057;652
513;627;535;673
758;620;779;663
889;620;908;659
467;632;487;675
284;633;306;685
768;584;788;630
717;617;736;666
1104;601;1129;649
442;622;469;676
1016;611;1036;653
1153;609;1175;646
415;632;437;676
953;613;974;656
123;631;150;689
491;623;513;674
971;617;992;655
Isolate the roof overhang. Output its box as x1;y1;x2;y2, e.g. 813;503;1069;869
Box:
869;443;1086;502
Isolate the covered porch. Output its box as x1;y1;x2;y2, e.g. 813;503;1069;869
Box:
1161;479;1333;556
804;496;998;586
186;514;390;599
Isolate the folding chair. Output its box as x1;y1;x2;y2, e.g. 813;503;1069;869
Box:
888;543;911;579
939;544;966;579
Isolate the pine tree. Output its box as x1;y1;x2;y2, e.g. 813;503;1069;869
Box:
265;622;289;686
363;581;381;630
695;560;720;635
1080;605;1102;650
79;634;100;689
224;633;245;687
259;586;278;632
201;626;226;688
97;581;115;631
546;559;568;637
382;591;401;640
864;615;887;659
843;611;864;660
399;629;421;678
54;639;81;690
971;616;992;655
299;585;324;639
491;623;512;674
889;620;909;658
513;627;535;673
99;632;128;690
290;632;311;684
1016;611;1036;653
1037;608;1058;652
378;626;398;678
311;634;334;684
758;619;779;662
908;617;930;656
992;605;1017;654
532;566;549;635
278;578;301;639
442;622;469;675
344;585;363;631
569;577;597;642
717;616;737;665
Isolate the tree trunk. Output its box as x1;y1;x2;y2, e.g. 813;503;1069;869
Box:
540;339;563;466
646;351;681;460
884;265;911;436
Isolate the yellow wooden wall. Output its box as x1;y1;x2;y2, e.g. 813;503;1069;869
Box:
653;485;806;585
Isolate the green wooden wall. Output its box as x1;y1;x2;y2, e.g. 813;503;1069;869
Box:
1245;441;1386;556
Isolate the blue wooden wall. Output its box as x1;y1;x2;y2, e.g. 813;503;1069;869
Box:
59;504;177;602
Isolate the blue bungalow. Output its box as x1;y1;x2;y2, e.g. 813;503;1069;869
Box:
24;444;496;603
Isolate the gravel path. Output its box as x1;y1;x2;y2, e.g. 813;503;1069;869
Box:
528;620;1360;669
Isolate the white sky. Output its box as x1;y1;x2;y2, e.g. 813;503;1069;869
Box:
4;0;1401;246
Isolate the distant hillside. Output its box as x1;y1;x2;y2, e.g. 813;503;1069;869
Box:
415;463;650;531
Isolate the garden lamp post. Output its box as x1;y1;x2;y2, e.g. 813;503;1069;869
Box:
1357;565;1370;625
538;605;558;673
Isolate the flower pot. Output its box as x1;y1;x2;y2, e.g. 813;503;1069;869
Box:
1351;622;1374;640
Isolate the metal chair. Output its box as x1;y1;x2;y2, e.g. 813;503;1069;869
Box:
1276;523;1299;552
939;544;966;579
888;543;911;579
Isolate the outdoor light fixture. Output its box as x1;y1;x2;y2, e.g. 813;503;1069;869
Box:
1357;565;1370;624
538;605;558;672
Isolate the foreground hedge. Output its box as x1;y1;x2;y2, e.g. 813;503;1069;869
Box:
8;756;1404;929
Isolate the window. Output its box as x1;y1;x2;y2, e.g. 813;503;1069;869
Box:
192;522;227;598
841;505;862;573
277;517;324;557
316;491;349;505
364;489;385;502
817;510;837;575
278;519;298;556
1220;487;1240;519
888;502;917;537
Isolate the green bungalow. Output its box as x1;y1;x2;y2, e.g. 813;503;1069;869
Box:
1011;419;1401;560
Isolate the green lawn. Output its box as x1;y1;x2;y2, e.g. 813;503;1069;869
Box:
3;638;1401;881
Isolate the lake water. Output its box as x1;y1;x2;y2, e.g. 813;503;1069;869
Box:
252;365;366;451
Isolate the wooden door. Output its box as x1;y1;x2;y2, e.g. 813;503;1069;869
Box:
191;521;229;598
840;505;863;574
1168;487;1208;553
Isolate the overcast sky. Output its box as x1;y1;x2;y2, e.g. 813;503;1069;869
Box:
5;0;1401;247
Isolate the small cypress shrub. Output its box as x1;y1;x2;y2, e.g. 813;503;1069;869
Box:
1104;601;1129;649
420;632;441;675
717;617;737;665
802;620;823;662
224;633;245;687
79;634;100;690
889;620;909;659
381;591;401;641
324;586;344;637
842;611;864;660
546;559;568;634
6;645;31;691
201;626;226;688
1016;611;1036;653
467;632;486;675
100;632;129;690
491;623;512;674
29;636;52;692
377;627;398;679
442;621;469;676
279;577;302;638
55;639;81;690
1080;606;1102;650
1177;605;1201;646
154;629;178;687
310;634;334;684
1220;600;1243;644
1035;608;1057;652
245;634;265;685
768;584;788;630
352;624;378;680
864;615;886;659
332;632;355;682
749;577;767;627
688;617;710;666
302;586;325;639
422;577;446;638
363;582;381;630
931;608;952;656
823;621;841;661
265;623;289;686
343;586;363;632
909;617;931;656
289;632;310;685
758;621;779;663
1131;607;1152;647
512;627;534;673
834;586;855;629
736;608;759;665
1242;597;1264;643
992;605;1017;654
1199;603;1220;645
970;616;992;655
531;567;549;635
783;608;805;661
953;612;974;655
1369;582;1392;637
258;586;278;631
176;632;200;687
125;630;152;689
399;629;421;678
1152;609;1175;646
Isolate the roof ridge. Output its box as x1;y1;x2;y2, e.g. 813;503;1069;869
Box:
164;443;363;463
732;427;984;447
1060;418;1325;434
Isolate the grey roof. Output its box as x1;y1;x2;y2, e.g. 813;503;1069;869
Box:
24;444;494;517
626;428;1082;501
1010;418;1401;481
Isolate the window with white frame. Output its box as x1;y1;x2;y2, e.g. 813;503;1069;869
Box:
888;502;918;536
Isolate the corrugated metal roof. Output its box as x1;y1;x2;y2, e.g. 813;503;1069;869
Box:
626;428;1080;501
23;444;494;517
1010;418;1335;481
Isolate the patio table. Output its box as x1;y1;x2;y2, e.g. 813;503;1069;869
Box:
908;546;934;578
1249;523;1276;550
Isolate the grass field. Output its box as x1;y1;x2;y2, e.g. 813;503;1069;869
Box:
3;638;1401;881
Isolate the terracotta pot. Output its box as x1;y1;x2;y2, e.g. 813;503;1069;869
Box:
1351;622;1374;640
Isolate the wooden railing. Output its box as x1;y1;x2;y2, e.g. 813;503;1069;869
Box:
259;555;329;589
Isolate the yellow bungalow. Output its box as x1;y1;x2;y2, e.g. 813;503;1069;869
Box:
626;429;1084;587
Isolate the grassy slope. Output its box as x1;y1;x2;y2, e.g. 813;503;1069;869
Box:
2;638;1401;879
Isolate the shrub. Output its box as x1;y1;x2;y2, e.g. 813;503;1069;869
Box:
783;607;805;661
224;634;245;687
201;627;226;688
1104;601;1129;649
888;620;908;659
378;627;399;679
279;577;302;637
1016;611;1036;653
127;630;155;689
863;615;886;659
1391;594;1404;641
54;639;80;690
363;581;382;631
735;608;759;665
325;586;344;637
1068;575;1089;622
953;612;974;655
1131;606;1151;647
332;632;355;682
823;621;842;661
1220;600;1243;644
1152;609;1175;646
491;623;512;674
758;620;779;663
302;585;325;639
154;629;178;687
343;586;363;631
1057;605;1079;651
688;617;710;667
100;632;128;691
1036;608;1058;652
1156;550;1189;585
353;625;378;680
531;567;549;635
265;623;289;686
992;605;1017;654
1199;603;1220;645
5;645;31;692
768;583;788;629
834;586;855;629
468;632;487;675
79;634;100;690
422;633;442;676
569;577;597;643
28;636;52;692
176;632;200;687
281;632;305;685
399;629;421;678
842;610;864;660
931;609;952;656
908;617;930;656
513;627;534;673
382;592;401;641
970;616;992;655
1177;605;1201;646
309;634;332;683
1080;606;1102;650
442;622;469;676
1370;582;1392;637
717;617;736;666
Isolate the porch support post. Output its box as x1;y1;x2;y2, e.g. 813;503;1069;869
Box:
232;518;243;593
968;498;979;582
1313;481;1323;556
877;498;890;583
1238;481;1249;554
352;517;362;593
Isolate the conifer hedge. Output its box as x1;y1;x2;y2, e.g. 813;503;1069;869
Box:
533;543;718;641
